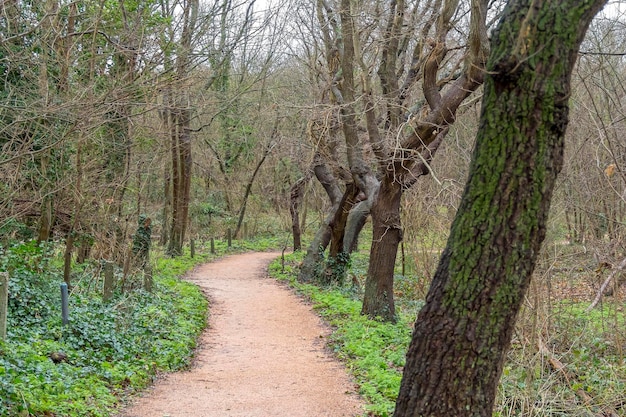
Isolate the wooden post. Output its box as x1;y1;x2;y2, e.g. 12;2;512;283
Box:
0;272;8;340
103;262;115;302
210;237;215;254
60;283;69;325
144;265;153;292
227;228;232;248
190;239;195;258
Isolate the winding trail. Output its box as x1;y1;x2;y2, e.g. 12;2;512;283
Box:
120;252;364;417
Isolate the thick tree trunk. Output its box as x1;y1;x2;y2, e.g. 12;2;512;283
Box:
362;178;402;322
298;210;335;283
324;184;360;284
394;1;607;416
343;198;371;254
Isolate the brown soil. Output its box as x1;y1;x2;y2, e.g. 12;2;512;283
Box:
119;252;364;417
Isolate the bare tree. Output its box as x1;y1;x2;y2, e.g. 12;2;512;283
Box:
299;0;490;320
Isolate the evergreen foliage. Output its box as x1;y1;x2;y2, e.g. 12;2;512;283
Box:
0;240;207;416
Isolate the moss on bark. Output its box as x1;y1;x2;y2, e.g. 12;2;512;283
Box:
394;1;607;416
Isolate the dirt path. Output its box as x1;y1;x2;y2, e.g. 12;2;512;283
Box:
120;252;364;417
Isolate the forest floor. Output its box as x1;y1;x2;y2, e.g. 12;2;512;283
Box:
118;251;364;417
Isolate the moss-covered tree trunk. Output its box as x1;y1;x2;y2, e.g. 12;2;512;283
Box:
394;1;607;416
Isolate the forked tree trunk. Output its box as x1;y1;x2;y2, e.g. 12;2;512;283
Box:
359;0;487;321
298;160;343;282
322;184;361;284
394;1;607;415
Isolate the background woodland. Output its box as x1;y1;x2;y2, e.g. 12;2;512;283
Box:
2;0;626;416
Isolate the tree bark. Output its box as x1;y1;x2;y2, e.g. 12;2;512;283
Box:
362;177;402;322
324;183;361;284
290;174;311;251
167;0;197;256
394;1;607;415
343;200;369;254
298;159;343;282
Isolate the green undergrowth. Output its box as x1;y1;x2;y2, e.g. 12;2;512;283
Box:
269;251;412;416
270;247;626;417
0;240;216;416
496;299;626;416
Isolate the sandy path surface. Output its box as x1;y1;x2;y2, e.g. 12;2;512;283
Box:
120;252;364;417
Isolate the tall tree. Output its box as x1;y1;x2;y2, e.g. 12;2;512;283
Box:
165;0;198;256
361;0;490;321
303;0;490;319
394;0;607;415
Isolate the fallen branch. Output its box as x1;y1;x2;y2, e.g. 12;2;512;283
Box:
538;339;619;417
586;256;626;312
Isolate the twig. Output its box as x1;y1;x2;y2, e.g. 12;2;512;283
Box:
586;255;626;312
538;339;619;416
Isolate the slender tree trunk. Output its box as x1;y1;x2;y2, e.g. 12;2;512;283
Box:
394;1;607;415
362;178;402;322
179;109;192;246
160;166;171;246
234;145;271;239
36;0;57;244
167;0;197;257
168;107;192;256
168;107;182;255
37;196;54;243
289;175;310;251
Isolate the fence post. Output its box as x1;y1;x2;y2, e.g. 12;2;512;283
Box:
190;239;195;258
103;262;115;302
144;265;153;292
60;283;69;325
210;237;215;254
0;272;8;340
227;229;232;248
